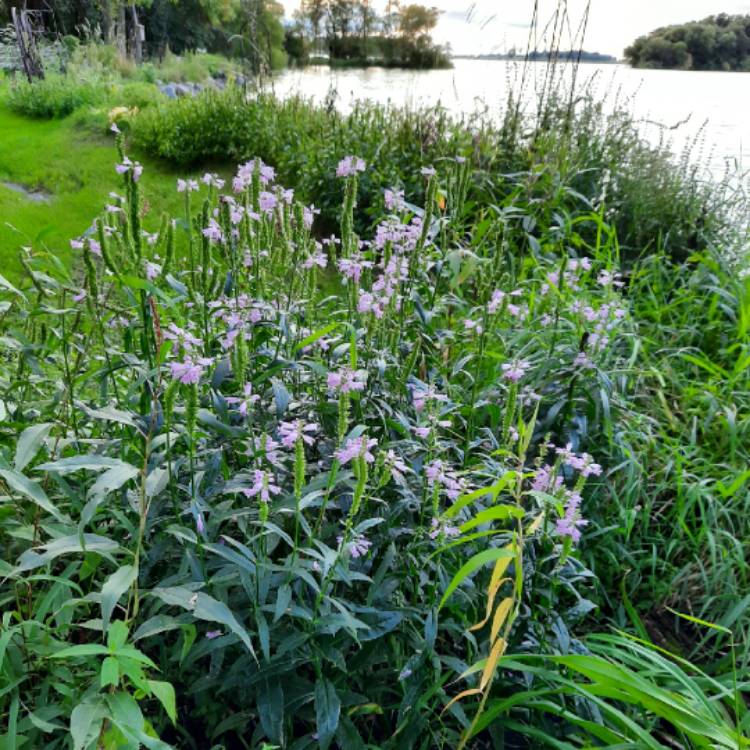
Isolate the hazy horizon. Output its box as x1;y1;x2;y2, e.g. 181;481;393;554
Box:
278;1;750;57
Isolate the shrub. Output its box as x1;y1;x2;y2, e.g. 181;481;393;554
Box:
6;73;103;118
130;85;735;265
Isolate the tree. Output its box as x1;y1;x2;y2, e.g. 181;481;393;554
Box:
398;3;439;40
625;13;750;72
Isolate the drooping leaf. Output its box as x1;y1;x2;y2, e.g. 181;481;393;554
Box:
0;468;65;522
14;534;119;573
147;680;177;724
151;586;256;659
438;546;515;610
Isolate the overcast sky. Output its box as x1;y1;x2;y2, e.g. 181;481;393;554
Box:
279;1;750;56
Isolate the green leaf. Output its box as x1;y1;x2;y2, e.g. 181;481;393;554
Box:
0;273;26;300
77;403;143;432
295;322;338;352
132;615;185;642
83;464;140;524
52;643;110;658
458;505;525;533
0;468;65;522
151;586;256;659
314;678;341;750
147;680;177;724
14;534;119;573
14;423;52;473
100;656;119;688
107;620;129;651
101;565;137;632
37;455;127;473
438;546;515;610
258;680;284;745
70;700;106;750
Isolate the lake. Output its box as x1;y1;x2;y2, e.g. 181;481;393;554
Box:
268;59;749;178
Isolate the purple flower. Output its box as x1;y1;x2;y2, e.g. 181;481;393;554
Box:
488;290;505;314
259;191;277;213
573;351;594;370
429;517;461;540
327;367;367;394
115;157;142;181
425;460;465;501
303;205;320;229
338;255;373;284
177;178;199;193
201;173;225;189
303;250;328;270
170;356;212;385
531;464;563;494
336;155;366;178
205;630;222;640
335;436;377;466
163;322;203;352
338;532;371;558
501;359;530;383
464;318;482;334
72;288;87;303
196;514;206;534
384;187;405;211
110;122;120;134
145;261;161;281
278;419;319;449
243;469;281;504
226;383;260;417
202;219;224;244
383;449;408;482
421;166;436;177
556;491;588;543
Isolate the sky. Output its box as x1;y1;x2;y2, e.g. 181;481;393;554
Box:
278;1;750;56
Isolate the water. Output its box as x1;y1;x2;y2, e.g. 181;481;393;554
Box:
268;59;749;177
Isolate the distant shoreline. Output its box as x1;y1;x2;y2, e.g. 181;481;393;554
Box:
453;53;619;65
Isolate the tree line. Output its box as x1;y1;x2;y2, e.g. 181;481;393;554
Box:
625;13;750;71
1;0;448;72
286;1;450;69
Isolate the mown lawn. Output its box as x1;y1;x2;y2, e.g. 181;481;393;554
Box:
0;93;216;279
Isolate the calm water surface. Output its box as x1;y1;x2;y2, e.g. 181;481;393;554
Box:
269;59;749;177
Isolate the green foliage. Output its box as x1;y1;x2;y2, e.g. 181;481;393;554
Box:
131;84;734;266
292;0;450;68
626;13;750;71
6;74;103;119
0;125;648;748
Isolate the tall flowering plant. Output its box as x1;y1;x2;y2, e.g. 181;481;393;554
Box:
0;143;630;749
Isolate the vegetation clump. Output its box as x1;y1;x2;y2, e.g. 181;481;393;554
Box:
625;13;750;71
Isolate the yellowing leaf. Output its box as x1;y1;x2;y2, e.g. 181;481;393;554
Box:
480;637;507;691
441;688;482;715
468;577;510;632
526;512;545;535
490;545;515;589
490;597;514;643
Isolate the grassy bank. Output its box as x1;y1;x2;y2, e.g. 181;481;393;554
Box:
0;91;219;279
